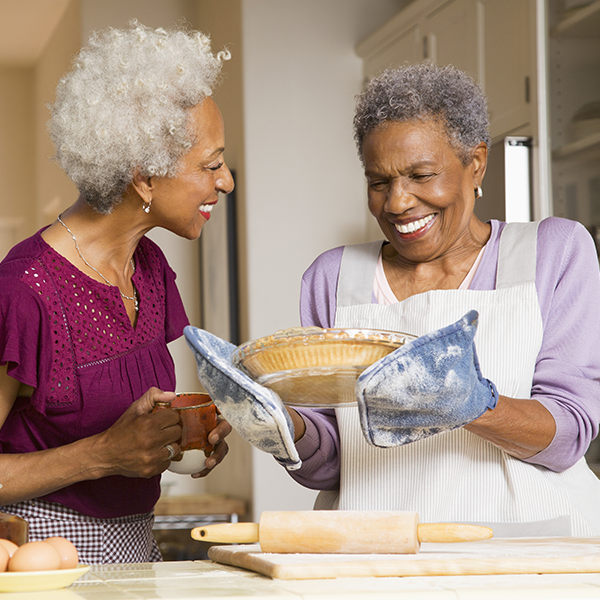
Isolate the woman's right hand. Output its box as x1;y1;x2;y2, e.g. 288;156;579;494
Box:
95;387;182;478
184;326;302;471
0;375;182;505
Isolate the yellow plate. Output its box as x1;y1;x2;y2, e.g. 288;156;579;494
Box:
0;565;90;592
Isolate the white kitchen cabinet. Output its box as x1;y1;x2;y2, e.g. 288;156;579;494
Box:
356;0;539;229
424;0;478;77
479;0;537;140
362;23;423;79
547;0;600;236
359;2;425;80
356;0;537;142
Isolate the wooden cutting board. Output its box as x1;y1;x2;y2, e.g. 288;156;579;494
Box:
208;537;600;580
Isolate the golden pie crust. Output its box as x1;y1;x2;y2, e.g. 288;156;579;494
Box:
232;327;415;407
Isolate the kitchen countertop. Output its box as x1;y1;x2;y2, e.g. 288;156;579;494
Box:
6;559;600;600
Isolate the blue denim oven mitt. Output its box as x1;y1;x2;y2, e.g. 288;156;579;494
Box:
356;310;498;448
183;326;301;471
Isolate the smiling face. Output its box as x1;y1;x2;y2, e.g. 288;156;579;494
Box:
147;97;234;240
363;118;487;266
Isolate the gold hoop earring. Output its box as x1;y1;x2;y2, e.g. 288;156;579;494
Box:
475;186;483;199
143;199;152;214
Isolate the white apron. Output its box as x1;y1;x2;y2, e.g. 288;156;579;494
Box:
326;222;600;536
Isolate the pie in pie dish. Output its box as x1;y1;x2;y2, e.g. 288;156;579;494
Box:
232;327;415;407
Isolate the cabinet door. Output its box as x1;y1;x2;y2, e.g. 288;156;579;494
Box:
424;0;479;79
548;0;600;229
363;23;423;80
359;0;536;141
479;0;535;139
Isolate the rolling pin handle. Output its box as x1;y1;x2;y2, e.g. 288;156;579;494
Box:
191;522;260;543
417;523;493;543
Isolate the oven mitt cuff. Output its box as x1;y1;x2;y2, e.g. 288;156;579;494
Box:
184;326;301;470
356;310;498;448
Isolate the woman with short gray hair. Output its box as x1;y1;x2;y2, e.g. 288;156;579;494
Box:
191;62;600;536
0;21;233;563
282;62;600;535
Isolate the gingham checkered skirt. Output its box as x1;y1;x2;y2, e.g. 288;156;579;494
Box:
2;500;162;564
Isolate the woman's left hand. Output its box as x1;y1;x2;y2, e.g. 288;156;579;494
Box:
191;415;232;478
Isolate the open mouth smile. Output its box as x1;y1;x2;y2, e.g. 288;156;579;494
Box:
199;203;216;219
395;214;434;235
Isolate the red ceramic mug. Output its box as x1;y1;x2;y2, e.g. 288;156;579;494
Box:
153;393;218;474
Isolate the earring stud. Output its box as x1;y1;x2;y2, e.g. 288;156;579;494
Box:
475;186;483;199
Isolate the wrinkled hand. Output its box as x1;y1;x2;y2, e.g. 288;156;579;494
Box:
97;387;182;478
184;326;301;471
356;310;498;447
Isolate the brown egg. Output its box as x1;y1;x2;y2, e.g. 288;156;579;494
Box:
8;541;61;572
0;544;9;572
0;538;19;558
44;537;79;569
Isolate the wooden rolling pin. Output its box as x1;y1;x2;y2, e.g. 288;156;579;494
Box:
191;510;493;554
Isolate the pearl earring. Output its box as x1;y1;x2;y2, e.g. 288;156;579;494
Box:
143;200;152;213
475;186;483;199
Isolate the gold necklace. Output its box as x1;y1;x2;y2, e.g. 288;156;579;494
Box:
56;214;139;312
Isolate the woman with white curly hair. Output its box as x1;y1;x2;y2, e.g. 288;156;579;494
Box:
0;22;234;563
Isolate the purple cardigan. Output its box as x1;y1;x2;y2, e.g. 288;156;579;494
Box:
291;218;600;490
0;230;189;518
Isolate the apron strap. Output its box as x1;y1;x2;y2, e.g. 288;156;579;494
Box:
337;240;382;307
496;221;539;289
338;222;539;302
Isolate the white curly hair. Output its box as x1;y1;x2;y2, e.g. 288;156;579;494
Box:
49;20;230;214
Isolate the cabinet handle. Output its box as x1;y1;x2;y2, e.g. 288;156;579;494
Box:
423;35;428;59
525;76;530;103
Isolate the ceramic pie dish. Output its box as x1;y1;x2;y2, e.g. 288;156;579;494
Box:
232;327;415;407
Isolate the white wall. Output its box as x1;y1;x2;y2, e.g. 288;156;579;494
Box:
0;67;34;258
34;0;81;230
240;0;411;518
242;0;405;341
80;0;197;36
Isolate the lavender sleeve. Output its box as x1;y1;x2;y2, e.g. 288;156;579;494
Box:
287;246;345;490
521;218;600;471
298;245;343;331
472;218;600;471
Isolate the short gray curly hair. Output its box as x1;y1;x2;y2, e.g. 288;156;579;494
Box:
49;20;230;214
354;63;491;165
